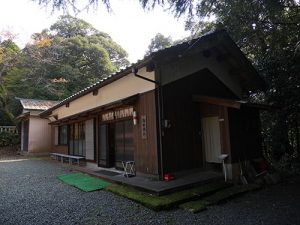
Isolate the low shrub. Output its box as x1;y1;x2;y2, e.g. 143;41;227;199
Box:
0;132;20;147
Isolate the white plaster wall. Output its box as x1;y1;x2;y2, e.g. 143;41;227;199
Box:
28;117;52;153
53;67;155;119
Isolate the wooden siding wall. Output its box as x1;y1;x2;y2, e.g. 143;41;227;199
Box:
158;44;244;98
228;106;262;163
161;70;236;173
49;91;158;175
133;91;158;175
162;89;203;173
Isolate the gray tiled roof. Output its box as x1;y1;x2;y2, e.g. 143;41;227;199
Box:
18;98;60;111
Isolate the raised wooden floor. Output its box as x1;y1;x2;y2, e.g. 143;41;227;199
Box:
73;163;223;195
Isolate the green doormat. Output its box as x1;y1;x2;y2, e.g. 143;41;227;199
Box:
57;173;110;192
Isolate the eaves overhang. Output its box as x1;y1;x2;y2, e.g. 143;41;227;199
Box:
40;57;153;118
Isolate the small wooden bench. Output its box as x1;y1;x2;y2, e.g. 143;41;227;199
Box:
50;153;85;165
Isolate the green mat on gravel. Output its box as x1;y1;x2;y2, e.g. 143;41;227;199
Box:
57;173;110;192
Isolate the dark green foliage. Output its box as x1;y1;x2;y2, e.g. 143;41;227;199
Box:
50;15;98;37
32;0;109;14
7;15;129;101
145;33;173;56
0;15;129;123
0;39;20;79
0;132;20;147
0;85;18;125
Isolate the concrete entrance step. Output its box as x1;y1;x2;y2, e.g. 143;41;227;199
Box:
105;180;232;211
69;162;225;195
180;184;261;213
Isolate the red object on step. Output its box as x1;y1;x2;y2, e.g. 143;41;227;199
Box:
164;173;175;181
259;160;266;172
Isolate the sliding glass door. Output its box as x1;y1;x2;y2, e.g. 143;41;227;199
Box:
98;119;134;168
99;124;109;167
69;122;86;156
115;120;134;163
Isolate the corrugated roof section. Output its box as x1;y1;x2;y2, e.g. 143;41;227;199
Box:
18;98;60;111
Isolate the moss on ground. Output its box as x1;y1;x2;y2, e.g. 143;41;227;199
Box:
105;181;230;211
179;200;209;213
180;184;261;213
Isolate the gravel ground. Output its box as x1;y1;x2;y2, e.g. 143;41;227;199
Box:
1;159;300;225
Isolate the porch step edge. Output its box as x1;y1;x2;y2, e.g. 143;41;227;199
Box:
179;184;262;213
105;181;232;211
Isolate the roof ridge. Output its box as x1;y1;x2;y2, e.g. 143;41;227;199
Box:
15;97;60;103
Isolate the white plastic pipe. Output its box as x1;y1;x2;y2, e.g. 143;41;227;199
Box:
219;154;229;182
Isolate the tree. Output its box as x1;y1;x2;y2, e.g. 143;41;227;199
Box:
0;15;131;123
50;15;129;69
0;15;129;124
0;39;20;81
0;34;21;125
32;0;110;14
145;33;173;56
5;15;129;101
50;15;98;37
0;85;15;125
32;0;208;17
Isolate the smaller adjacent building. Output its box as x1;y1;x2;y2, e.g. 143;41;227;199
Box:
17;98;59;155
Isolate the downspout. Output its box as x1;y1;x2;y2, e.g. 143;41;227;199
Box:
132;67;164;180
132;68;159;85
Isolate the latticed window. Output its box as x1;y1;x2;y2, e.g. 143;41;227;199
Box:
69;122;86;156
58;125;68;145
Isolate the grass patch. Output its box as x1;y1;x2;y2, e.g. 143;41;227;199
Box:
105;181;230;211
180;184;261;213
58;173;110;192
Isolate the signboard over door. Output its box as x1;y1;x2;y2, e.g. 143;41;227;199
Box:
101;107;134;122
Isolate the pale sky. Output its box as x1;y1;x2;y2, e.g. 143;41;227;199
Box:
0;0;190;63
